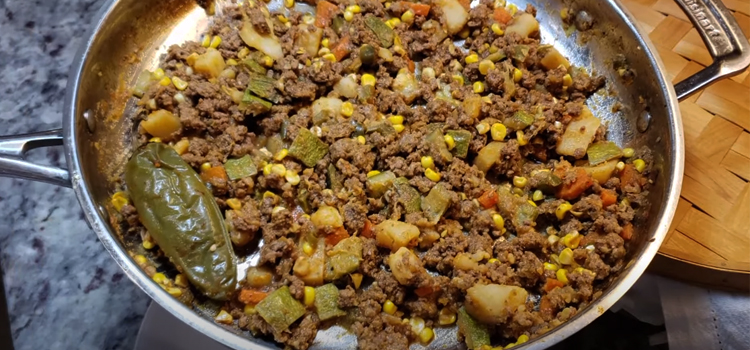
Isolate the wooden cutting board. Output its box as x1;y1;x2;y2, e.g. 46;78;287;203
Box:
620;0;750;288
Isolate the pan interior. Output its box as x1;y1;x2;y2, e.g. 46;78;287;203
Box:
68;0;679;349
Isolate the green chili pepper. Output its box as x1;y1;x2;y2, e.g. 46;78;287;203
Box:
587;141;623;165
125;143;237;300
256;286;307;332
224;155;257;180
364;15;394;48
289;129;329;167
315;284;347;321
446;129;473;158
422;183;452;224
457;307;490;349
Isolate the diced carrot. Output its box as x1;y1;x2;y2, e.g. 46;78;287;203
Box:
201;165;228;186
457;0;471;11
361;219;375;239
331;36;352;61
557;168;593;200
326;227;350;246
400;2;431;16
415;285;439;297
600;189;618;207
493;7;513;24
238;289;268;305
539;296;555;319
619;164;639;191
404;55;415;72
477;190;499;209
543;278;565;292
620;223;634;241
315;0;338;28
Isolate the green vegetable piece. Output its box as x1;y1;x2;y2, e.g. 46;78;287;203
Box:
314;284;347;321
241;92;272;116
242;58;267;75
265;134;285;157
364;15;394;48
393;177;421;214
514;202;539;228
422;183;452;224
224;155;257;180
532;171;563;194
125;143;237;300
256;286;307;332
328;163;343;192
512;45;530;63
457;307;491;350
587;141;623;166
289;129;329;167
425;123;445;134
446;129;473;158
359;44;376;66
504;110;534;131
367;171;396;198
332;16;345;36
502;62;516;97
487;51;506;62
325;237;363;282
365;119;396;136
425;129;453;163
296;188;312;214
247;73;281;103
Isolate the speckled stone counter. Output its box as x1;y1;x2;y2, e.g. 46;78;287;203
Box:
0;1;150;349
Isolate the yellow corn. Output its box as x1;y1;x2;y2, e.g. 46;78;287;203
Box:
513;176;527;188
476;122;490;135
151;68;166;80
459;27;470;39
152;273;168;285
237;47;250;59
562;74;573;87
262;163;272;176
173;139;190;155
386;18;401;28
491;23;504;35
438;308;457;325
419;327;434;344
513;68;523;82
215;310;233;324
341;102;354;117
200;162;210;172
452;74;464;85
488;258;498;264
444;134;456;150
263;191;276;199
226;198;242;210
425;168;441;182
473;81;485;93
322;53;336;62
562;231;581;249
201;35;211;47
508;3;518;15
544;262;558;271
172;76;189;91
633;159;646;173
517;335;529;344
277;15;289;24
491;123;507;141
361;74;376;86
367;170;381;178
318;47;331;56
262;55;274;67
532;190;543;201
344;10;354;21
244;304;256;315
527;200;537;207
149;137;162;143
284;0;294;8
556;269;568;284
134;254;147;265
274;149;288;161
421;156;434;169
174;274;188;287
556;202;572;220
271;206;285;216
548;234;560;244
494;0;506;8
304;286;316;306
616;161;625;171
479;60;495;75
492;213;505;230
388;115;404;125
393;124;405;133
111;191;129;211
504;343;517;349
357;135;366;144
159;77;172;86
346;4;361;13
465;54;479;64
271;164;286;176
401;10;415;23
142;239;155;250
515;130;527;146
559;247;574;265
166;287;183;297
285;170;301;185
209;36;222;48
351;273;363;289
383;300;397;315
303;242;313;255
622;147;635;158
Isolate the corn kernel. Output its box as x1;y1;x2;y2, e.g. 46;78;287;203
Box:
209;36;222;48
452;74;464;85
516;130;528;146
383;300;397;315
401;10;414;24
152;273;168;285
351;273;363;289
318;47;331;57
438;308;456;325
556;202;572;220
277;15;289;24
393;124;405;133
488;258;499;264
347;4;362;13
172;139;190;155
517;335;529;344
544;262;558;271
491;123;507;141
473;81;485;93
321;53;336;62
226;198;242;210
385;1;392;8
285;170;301;185
284;0;294;8
272;206;286;216
479;60;495;75
304;286;316;306
425;168;441;182
367;170;381;178
143;239;155;250
493;0;506;8
200;163;212;172
476;122;490;135
492;213;505;230
361;74;376;86
513;68;523;82
262;55;274;67
622;148;635;158
633;159;646;173
513;176;527;188
344;10;354;21
527;200;537;207
357;135;366;144
303;242;313;255
388;115;404;125
556;269;569;284
465;54;479;64
134;254;147;265
237;47;250;59
491;23;504;35
562;74;573;87
244;304;256;315
111;191;129;211
419;327;434;344
172;76;189;91
166;287;183;297
271;164;286;176
149;137;162;144
459;27;470;39
263;191;276;199
559;247;574;265
444;134;456;150
174;274;188;287
274;149;288;161
616;161;625;171
562;231;581;249
159;77;172;86
508;3;518;15
548;234;560;244
151;68;166;80
201;35;211;47
421;156;434;169
262;163;272;176
215;310;233;324
532;190;544;201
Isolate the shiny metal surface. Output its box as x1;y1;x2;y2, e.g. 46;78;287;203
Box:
0;0;746;348
0;129;70;187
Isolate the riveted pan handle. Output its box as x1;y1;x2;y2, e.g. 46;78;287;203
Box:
672;0;750;100
0;129;71;188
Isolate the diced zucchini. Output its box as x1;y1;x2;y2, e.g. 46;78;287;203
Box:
224;155;258;180
289;129;329;167
256;286;306;332
446;129;473;158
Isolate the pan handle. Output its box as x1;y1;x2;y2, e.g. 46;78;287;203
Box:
0;129;71;188
672;0;750;100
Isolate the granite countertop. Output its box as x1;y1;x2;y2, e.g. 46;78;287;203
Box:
0;1;149;349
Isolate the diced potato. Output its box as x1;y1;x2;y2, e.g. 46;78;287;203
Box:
375;220;420;251
387;247;427;285
506;13;540;38
312;97;343;125
140;109;181;139
193;49;226;79
465;284;529;324
392;70;419;104
310;205;343;229
296;25;323;57
474;141;506;173
540;47;571;71
453;253;487;273
462;97;482;120
294;239;326;286
333;75;359;99
434;0;469;35
556;106;601;158
245;266;273;288
584;159;619;184
240;20;283;60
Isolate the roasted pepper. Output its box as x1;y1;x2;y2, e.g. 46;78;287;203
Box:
125;143;237;300
586;141;623;165
289;129;329;167
457;307;490;349
256;286;307;332
364;15;394;48
315;283;347;321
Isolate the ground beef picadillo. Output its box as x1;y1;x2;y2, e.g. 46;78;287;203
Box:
122;0;651;349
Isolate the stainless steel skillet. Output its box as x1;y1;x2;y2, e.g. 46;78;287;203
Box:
0;0;747;349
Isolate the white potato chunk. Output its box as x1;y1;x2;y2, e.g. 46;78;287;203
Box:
556;106;601;158
375;220;420;251
465;284;529;324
